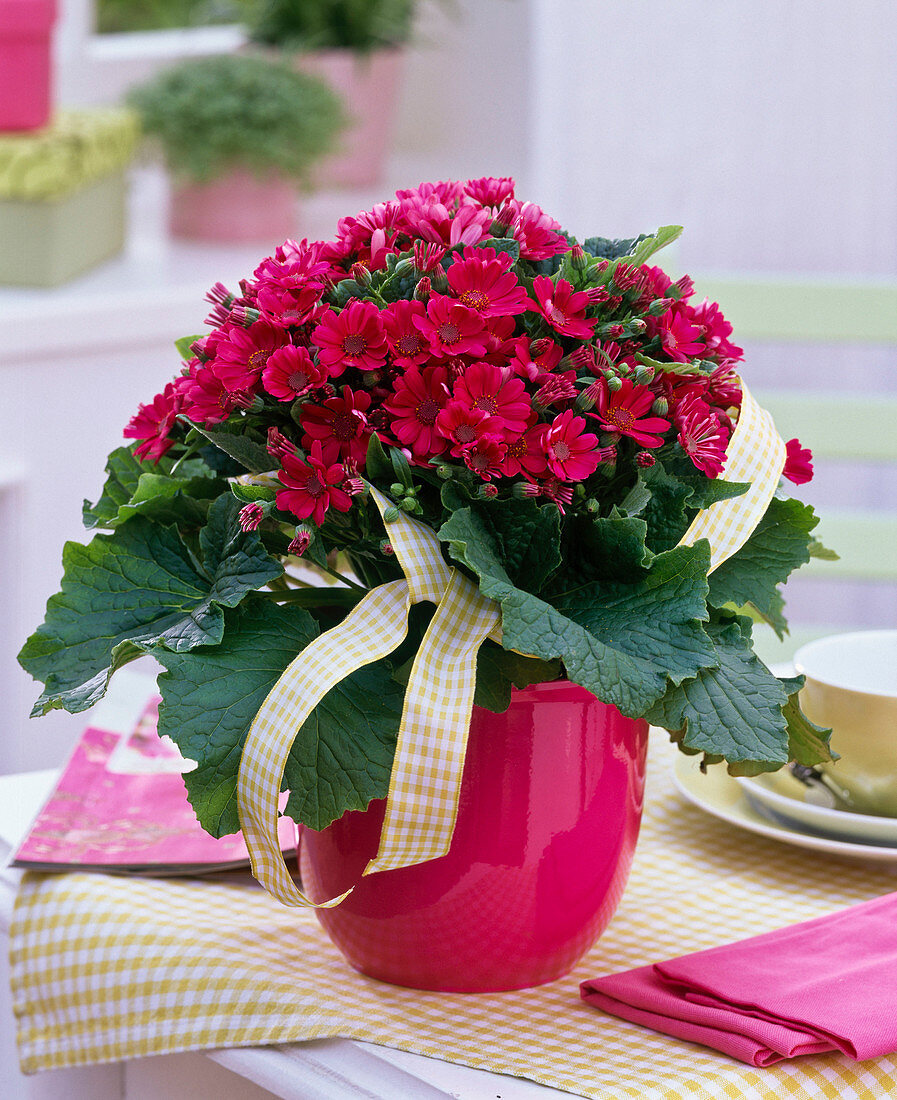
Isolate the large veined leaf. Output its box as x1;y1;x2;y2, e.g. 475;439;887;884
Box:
440;506;717;717
646;620;792;769
156;599;405;836
708;496;819;637
19;496;282;715
82;445;221;530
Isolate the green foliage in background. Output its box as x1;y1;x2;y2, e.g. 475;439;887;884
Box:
127;54;346;184
96;0;253;34
248;0;417;52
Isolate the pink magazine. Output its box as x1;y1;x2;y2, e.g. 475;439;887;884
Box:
12;697;297;875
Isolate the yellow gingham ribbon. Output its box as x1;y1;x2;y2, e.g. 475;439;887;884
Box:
238;381;785;908
236;487;501;907
680;381;786;571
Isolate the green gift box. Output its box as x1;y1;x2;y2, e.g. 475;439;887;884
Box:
0;108;140;287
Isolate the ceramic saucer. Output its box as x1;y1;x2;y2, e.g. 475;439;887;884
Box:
673;754;897;863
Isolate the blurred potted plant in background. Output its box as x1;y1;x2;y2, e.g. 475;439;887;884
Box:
246;0;417;189
128;53;346;243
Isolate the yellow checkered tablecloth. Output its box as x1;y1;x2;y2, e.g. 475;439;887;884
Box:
11;729;897;1099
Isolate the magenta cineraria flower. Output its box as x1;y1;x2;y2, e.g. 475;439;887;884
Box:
382;364;451;458
262;344;328;402
124;381;183;462
543;410;603;481
446;247;529;317
783;437;814;485
452;360;531;436
463;175;515;206
300;387;372;465
675;394;729;478
276;441;352;527
312;300;388;374
593;378;671;448
413;295;488;358
381;299;430;367
435;402;495;458
529;276;596;340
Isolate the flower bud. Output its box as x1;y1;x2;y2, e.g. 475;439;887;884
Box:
383;506;401;523
288;525;313;557
435;464;453;480
413;277;432;304
349;262;372;286
651;397;669;416
389;482;405;497
599;431;621;447
511;481;540;499
393;257;414;277
629;318;647;333
606;375;623;393
585;497;600;514
636;450;657;468
631;363;654;386
647;297;673;316
569;243;588;271
477;483;499;500
379;539;394;556
238;502;267;532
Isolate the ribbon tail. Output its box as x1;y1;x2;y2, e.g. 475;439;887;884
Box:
364;569;502;876
237;579;410;908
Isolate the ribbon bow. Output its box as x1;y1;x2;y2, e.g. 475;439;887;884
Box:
237;382;784;907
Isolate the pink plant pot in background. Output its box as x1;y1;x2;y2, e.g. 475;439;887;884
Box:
294;49;405;189
301;681;649;993
0;0;57;131
169;170;298;244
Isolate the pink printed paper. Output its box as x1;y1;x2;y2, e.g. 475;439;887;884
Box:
13;698;297;875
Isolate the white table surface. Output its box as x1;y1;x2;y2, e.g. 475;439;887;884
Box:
0;668;578;1100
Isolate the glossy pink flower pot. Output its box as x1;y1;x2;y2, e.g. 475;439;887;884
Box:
0;0;57;131
169;171;298;244
301;681;648;992
294;48;405;189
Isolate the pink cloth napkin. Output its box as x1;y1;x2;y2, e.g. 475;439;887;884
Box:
581;892;897;1066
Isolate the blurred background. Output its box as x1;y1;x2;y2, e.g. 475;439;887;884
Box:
0;0;894;773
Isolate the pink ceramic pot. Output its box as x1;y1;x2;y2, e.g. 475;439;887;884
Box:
301;681;648;992
0;0;57;131
169;171;297;244
294;48;405;189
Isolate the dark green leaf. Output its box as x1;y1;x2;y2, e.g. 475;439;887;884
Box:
174;333;203;360
564;512;652;584
624;225;683;266
639;461;695;552
186;420;273;474
155;599;404;836
364;432;393;484
472;641;562;713
775;674;836;766
646;621;790;769
708;497;819;640
582;234;646;260
20;506;282;716
438;498;562;595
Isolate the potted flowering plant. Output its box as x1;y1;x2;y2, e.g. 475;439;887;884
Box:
20;177;831;991
245;0;419;188
127;53;345;242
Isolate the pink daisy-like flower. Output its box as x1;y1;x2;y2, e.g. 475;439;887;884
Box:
543;410;603;481
462;436;506;481
690;299;744;362
499;422;550;480
400;196;493;248
783;437;814;485
333;201;406;270
506;201;568;261
124;381;183;462
413;295;488;359
593;378;671;448
452;360;531;436
528;276;596;340
276;441;353;527
508;336;564;381
675;394;729;478
381;299;430;367
213;320;288;390
382;364;451;458
262;345;328;402
180;363;248;424
648;303;705;363
312;300;388;375
446;247;529;317
463;175;516;206
435;402;496;458
300;387;372;465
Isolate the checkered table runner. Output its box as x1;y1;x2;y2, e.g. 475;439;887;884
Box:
11;730;897;1098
